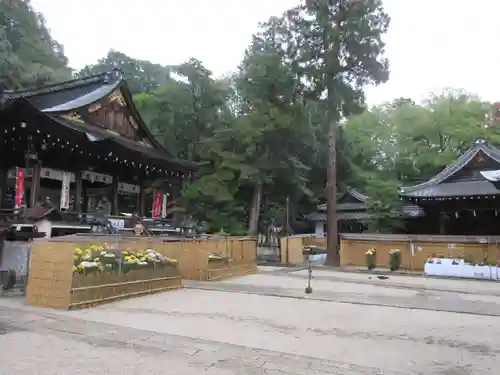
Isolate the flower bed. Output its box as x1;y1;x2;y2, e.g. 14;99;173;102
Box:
70;245;182;308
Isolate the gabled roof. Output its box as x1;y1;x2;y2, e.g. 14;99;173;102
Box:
399;139;500;198
305;186;423;221
2;70;203;171
4;70;167;152
317;187;370;212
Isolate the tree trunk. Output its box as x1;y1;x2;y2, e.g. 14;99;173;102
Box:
247;180;263;236
326;88;340;266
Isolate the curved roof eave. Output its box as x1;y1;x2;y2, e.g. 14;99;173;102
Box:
398;140;500;196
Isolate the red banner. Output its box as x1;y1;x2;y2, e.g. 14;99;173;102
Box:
15;168;25;208
152;189;163;218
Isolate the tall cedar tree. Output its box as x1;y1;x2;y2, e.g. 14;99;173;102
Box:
284;0;390;264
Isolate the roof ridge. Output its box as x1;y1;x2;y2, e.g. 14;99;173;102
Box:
346;187;371;202
5;70;122;99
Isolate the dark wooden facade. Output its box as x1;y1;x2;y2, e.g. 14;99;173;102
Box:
0;70;201;222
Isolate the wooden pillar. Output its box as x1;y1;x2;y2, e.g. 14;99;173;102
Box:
75;171;83;217
82;181;89;216
138;184;146;217
0;167;7;208
172;178;182;225
439;213;446;235
29;162;41;208
111;176;119;216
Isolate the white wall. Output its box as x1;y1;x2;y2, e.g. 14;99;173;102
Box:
314;221;326;235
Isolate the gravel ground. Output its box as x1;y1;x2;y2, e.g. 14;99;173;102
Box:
1;269;499;374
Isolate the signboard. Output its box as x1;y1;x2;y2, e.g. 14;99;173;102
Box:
108;218;125;229
118;182;139;194
152;189;163;218
60;172;72;209
82;171;113;184
15;168;25;208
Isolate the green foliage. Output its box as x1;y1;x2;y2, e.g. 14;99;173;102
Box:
75;50;171;95
388;249;401;271
0;0;71;90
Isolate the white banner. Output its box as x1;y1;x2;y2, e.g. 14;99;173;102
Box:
60;171;71;209
161;193;168;218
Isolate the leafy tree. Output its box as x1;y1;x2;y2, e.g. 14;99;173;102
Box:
134;58;233;161
76;50;170;94
134;59;241;231
0;0;71;90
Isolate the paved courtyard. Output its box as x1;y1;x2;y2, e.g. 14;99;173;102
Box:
1;267;500;374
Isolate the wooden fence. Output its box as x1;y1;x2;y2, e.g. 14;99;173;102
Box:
340;233;500;271
26;235;257;309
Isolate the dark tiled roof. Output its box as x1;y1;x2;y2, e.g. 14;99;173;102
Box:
399;140;500;198
318;202;367;211
304;212;371;221
317;187;370;211
304;204;424;222
399;180;500;198
5;71;121;112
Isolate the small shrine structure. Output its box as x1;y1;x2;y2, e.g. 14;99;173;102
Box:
305;187;423;235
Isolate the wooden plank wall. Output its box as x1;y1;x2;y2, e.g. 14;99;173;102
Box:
340;234;500;271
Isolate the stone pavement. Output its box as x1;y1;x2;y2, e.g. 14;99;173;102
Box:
2;268;500;374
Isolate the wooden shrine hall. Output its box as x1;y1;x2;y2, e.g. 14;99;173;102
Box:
0;70;202;232
399;139;500;235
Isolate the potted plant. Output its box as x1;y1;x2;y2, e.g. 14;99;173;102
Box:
388;248;401;271
365;248;376;270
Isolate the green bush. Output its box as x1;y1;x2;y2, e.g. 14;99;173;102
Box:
388;249;401;271
365;248;376;270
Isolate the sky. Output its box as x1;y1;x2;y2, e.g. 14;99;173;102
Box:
31;0;500;105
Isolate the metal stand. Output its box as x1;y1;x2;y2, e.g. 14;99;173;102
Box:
305;258;313;294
